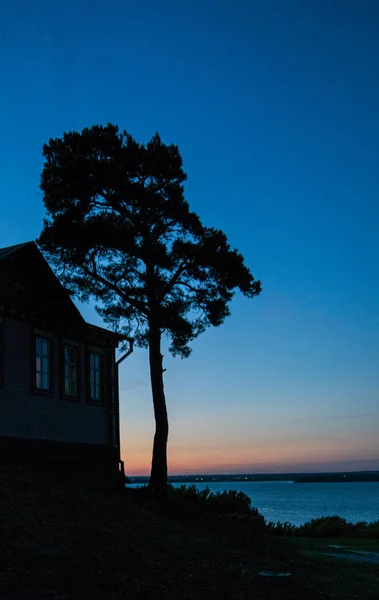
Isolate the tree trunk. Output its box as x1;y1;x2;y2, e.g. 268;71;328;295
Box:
148;325;169;493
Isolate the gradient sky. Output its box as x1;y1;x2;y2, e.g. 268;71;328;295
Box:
1;0;378;474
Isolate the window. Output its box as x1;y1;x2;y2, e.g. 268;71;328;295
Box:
34;336;51;392
63;345;78;397
89;351;102;401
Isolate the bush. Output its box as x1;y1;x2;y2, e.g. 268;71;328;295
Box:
207;489;257;515
298;516;348;537
265;516;379;539
265;520;297;536
366;520;379;538
167;484;260;516
168;484;211;504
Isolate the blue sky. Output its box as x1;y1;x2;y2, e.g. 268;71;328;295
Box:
1;0;378;473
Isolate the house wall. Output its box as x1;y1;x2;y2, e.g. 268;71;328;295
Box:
0;317;112;447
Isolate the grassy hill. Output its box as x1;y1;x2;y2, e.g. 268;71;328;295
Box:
0;468;378;599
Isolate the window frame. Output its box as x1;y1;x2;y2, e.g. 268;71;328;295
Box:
33;333;53;395
62;342;80;400
88;349;105;404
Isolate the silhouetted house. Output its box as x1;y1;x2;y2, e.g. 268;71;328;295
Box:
0;241;130;481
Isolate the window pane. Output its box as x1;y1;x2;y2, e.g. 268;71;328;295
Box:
41;372;49;390
89;352;102;401
35;337;50;391
65;378;74;396
64;345;78;397
42;359;48;376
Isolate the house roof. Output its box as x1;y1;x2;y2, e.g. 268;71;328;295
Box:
0;241;126;344
0;241;34;262
87;323;130;341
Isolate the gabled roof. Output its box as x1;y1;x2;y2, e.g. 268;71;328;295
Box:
0;241;34;262
0;241;125;345
0;241;86;326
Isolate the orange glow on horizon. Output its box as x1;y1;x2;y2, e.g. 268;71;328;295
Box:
120;419;379;476
122;441;379;476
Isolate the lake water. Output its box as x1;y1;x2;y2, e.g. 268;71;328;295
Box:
172;481;379;526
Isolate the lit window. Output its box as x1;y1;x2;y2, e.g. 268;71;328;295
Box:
64;345;78;397
89;351;102;401
35;336;51;392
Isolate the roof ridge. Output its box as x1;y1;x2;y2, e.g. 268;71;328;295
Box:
0;241;35;261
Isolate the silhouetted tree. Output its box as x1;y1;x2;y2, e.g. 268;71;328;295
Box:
37;124;261;492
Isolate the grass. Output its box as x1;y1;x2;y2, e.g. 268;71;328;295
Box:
0;468;378;599
285;537;379;554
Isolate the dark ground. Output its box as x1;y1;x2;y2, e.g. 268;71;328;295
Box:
0;468;378;599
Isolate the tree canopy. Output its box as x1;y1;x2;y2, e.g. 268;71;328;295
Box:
37;123;262;490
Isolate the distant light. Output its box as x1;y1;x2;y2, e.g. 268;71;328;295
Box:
245;477;248;480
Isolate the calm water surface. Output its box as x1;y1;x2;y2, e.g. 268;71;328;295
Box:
173;481;379;526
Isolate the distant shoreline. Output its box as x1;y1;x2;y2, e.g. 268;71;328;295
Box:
128;471;379;485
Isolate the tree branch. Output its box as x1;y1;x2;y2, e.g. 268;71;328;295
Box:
82;263;149;316
176;279;203;294
160;263;188;299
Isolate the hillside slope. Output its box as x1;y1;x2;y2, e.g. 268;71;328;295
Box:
0;468;378;599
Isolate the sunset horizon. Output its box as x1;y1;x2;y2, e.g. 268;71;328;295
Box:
125;459;379;478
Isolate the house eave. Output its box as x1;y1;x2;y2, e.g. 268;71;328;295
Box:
86;323;129;342
0;303;121;348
